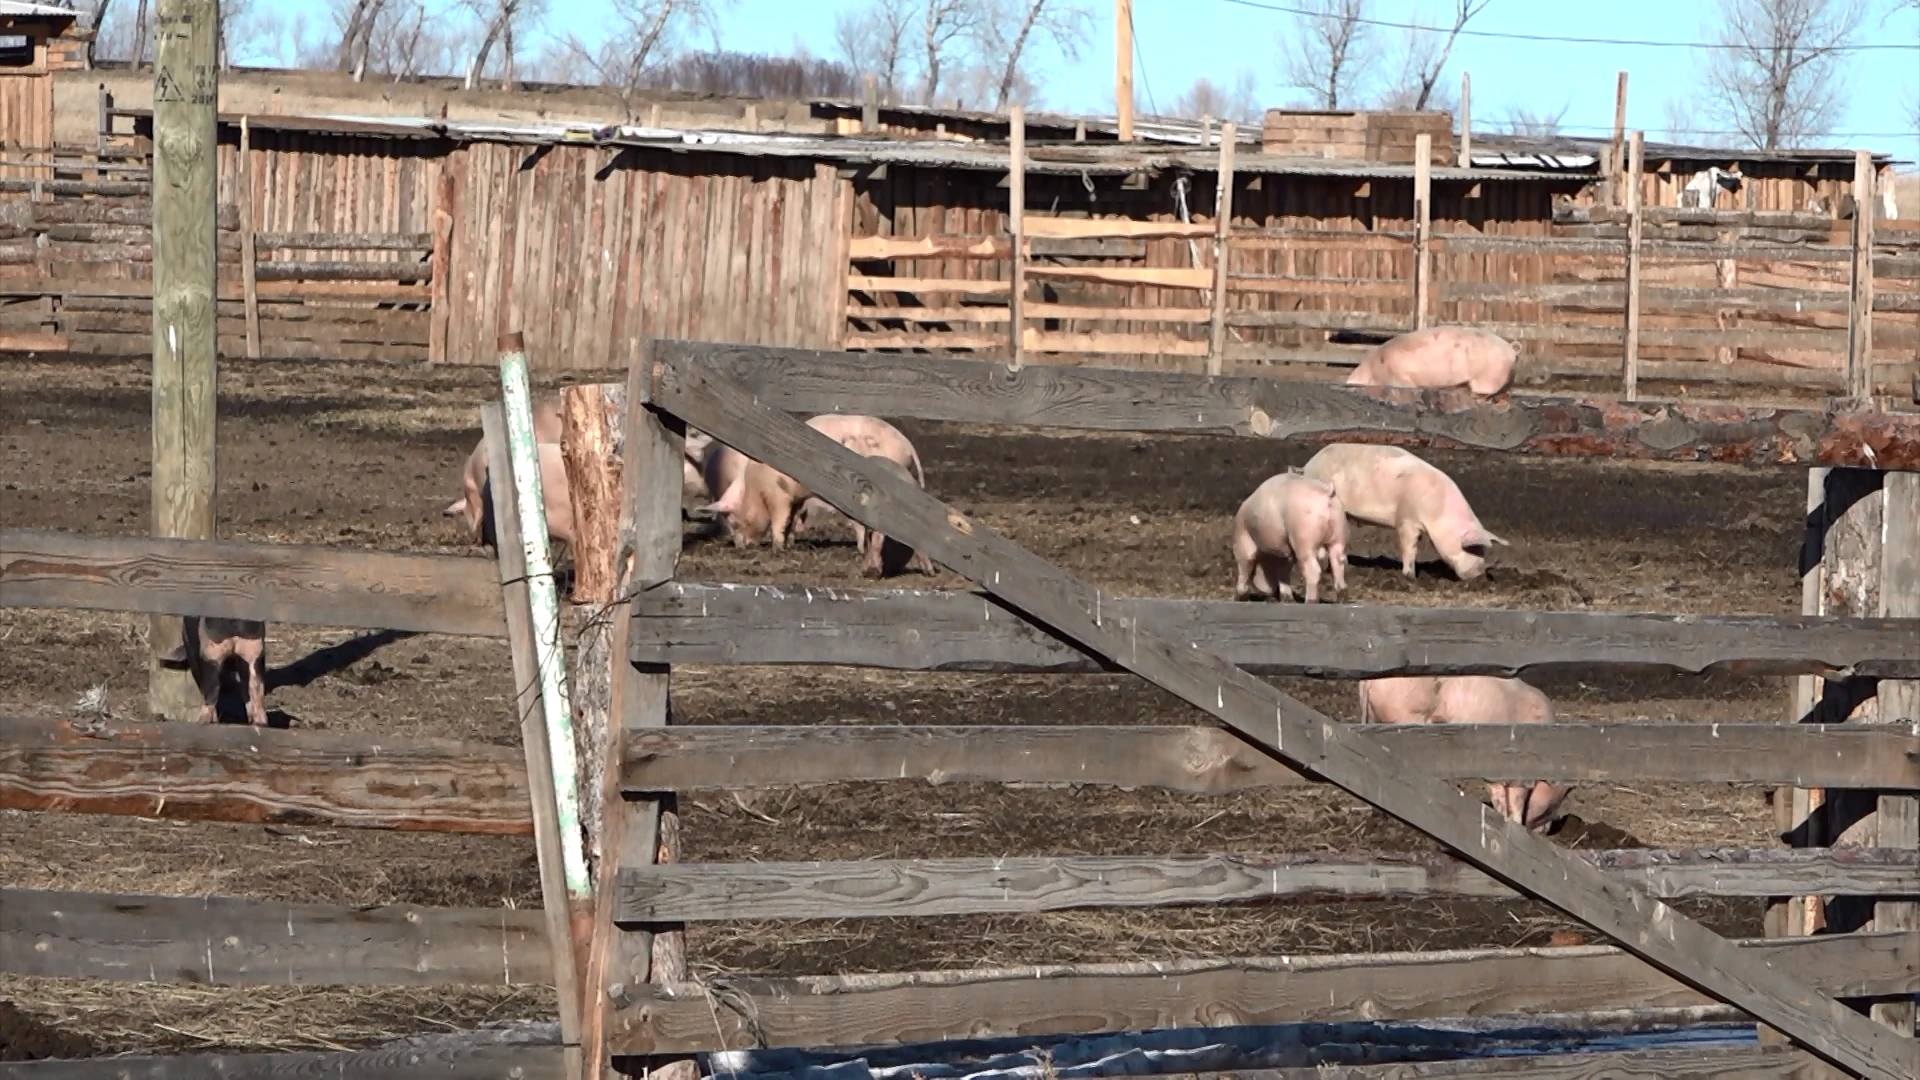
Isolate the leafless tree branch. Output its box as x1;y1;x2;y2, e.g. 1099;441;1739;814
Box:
833;0;913;103
1281;0;1371;109
1701;0;1865;149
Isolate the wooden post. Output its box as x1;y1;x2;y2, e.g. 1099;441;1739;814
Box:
1623;130;1644;400
1207;120;1236;375
1848;151;1875;400
1612;72;1628;207
1457;72;1471;168
95;83;109;155
483;401;586;1078
238;115;260;361
1008;106;1025;369
647;103;661;129
861;73;879;131
1199;115;1212;148
147;0;218;721
430;164;455;364
1875;471;1920;1036
490;334;592;1071
1115;0;1133;142
1412;132;1431;332
1074;119;1086;142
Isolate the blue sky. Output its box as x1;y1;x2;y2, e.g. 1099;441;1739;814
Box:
270;0;1920;162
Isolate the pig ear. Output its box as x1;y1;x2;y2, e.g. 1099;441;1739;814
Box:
703;475;746;517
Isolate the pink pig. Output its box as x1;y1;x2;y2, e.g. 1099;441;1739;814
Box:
705;414;924;552
1345;326;1516;396
1302;444;1507;581
1231;471;1348;603
444;393;572;548
1433;676;1572;833
158;617;268;726
1357;675;1440;725
857;456;936;578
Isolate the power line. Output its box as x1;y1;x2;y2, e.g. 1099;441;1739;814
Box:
1216;0;1920;52
1129;2;1159;116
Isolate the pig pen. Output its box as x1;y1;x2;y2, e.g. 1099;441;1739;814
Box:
0;352;1890;1065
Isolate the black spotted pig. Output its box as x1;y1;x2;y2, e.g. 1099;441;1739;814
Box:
858;456;936;578
159;616;268;726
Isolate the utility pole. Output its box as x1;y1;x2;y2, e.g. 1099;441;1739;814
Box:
148;0;219;720
1115;0;1133;141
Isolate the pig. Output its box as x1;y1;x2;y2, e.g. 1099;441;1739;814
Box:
443;393;570;547
705;414;924;552
158;617;268;726
1357;675;1440;726
682;430;714;505
857;456;936;578
1230;471;1348;604
1302;443;1507;581
1432;676;1572;833
1345;326;1517;396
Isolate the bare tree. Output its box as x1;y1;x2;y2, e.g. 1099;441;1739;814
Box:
1171;71;1261;123
565;0;727;119
919;0;976;105
1500;102;1568;138
833;0;913;102
335;0;387;76
1281;0;1371;109
460;0;549;91
972;0;1092;110
1701;0;1865;149
1378;0;1487;111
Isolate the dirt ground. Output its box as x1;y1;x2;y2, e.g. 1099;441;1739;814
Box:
0;356;1805;1056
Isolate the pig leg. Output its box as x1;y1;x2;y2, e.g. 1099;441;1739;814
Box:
1259;553;1295;602
1327;534;1348;597
768;496;796;550
861;535;885;578
1395;518;1424;578
1232;530;1260;599
239;640;268;727
1522;781;1572;832
1294;537;1323;603
189;653;221;724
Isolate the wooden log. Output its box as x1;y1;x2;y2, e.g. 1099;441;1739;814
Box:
239;115;259;360
1441;280;1854;314
0;530;505;638
0;331;67;352
1624;131;1643;400
1021;329;1209;356
0;177;147;196
1028;302;1209;323
628;582;1920;679
844;331;1004;350
1874;470;1920;1035
1208;120;1235;374
1436;234;1853;261
254;260;431;283
847;274;1011;296
848;234;1008;260
0;713;531;833
1009;105;1025;367
0;1043;564;1080
640;359;1920;1080
0;888;550;987
430;165;455;364
1227;275;1410;299
1021;217;1214;240
640;342;1920;470
623;723;1920;794
255;231;435;251
853;306;1011;324
1024;265;1214;289
620;848;1920;922
1848;151;1875;400
1413;133;1431;331
147;0;219;723
607;932;1920;1054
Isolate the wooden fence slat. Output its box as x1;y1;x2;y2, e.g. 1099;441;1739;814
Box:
0;530;505;638
619;848;1920;922
621;723;1920;794
608;931;1920;1053
847;274;1011;295
0;888;551;987
1024;265;1214;289
643;356;1919;1079
1022;217;1214;240
629;582;1920;680
640;342;1920;470
0;713;531;833
0;1043;565;1080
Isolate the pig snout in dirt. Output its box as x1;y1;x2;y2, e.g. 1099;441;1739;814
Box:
159;616;269;726
1302;443;1506;582
1344;326;1516;396
857;456;936;578
1433;676;1570;833
1231;472;1347;603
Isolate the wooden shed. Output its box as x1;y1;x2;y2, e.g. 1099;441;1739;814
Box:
0;0;83;179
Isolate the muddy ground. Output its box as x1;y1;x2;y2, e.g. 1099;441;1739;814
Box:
0;356;1805;1055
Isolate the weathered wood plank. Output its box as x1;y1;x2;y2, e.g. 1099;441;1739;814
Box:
619;848;1920;921
0;713;532;833
848;234;1008;260
608;932;1920;1053
1021;329;1210;356
1245;1045;1827;1079
1022;217;1214;240
630;583;1920;679
642;341;1920;470
847;274;1010;296
621;723;1920;794
0;1043;565;1080
0;888;551;987
644;355;1920;1079
255;231;434;251
1024;265;1214;289
0;530;506;638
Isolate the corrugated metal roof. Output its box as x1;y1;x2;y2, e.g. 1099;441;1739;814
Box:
0;1;79;16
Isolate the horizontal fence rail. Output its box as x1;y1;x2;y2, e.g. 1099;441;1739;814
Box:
0;529;506;637
0;888;551;987
642;342;1920;470
0;714;532;834
623;723;1920;792
632;583;1920;679
1;1044;566;1080
619;848;1920;922
607;932;1920;1053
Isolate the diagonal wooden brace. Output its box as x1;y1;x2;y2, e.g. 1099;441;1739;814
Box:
645;353;1920;1080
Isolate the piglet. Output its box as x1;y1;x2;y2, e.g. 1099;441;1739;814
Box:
1231;471;1347;603
705;414;924;552
1345;326;1516;396
443;393;574;550
158;617;268;726
1302;443;1506;581
1432;675;1571;833
857;456;936;578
